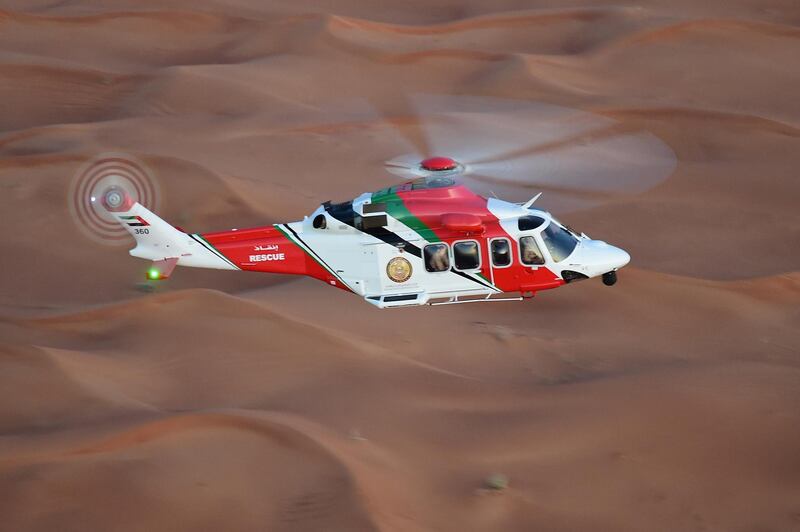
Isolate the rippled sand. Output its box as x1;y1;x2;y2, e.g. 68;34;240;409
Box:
1;1;799;530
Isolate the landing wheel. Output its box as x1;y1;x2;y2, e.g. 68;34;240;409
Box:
602;271;617;286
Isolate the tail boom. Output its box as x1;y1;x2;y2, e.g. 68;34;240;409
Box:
101;186;337;286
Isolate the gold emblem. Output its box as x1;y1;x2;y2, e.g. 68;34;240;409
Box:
386;256;412;283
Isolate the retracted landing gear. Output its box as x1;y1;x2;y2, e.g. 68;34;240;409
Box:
602;271;617;286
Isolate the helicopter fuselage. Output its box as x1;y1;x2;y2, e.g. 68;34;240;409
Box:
193;180;630;308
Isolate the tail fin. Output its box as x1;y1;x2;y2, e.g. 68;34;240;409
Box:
102;185;189;261
101;186;237;271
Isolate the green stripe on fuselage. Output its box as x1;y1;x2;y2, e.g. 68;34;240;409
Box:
194;234;238;269
275;224;349;289
274;224;326;272
370;191;501;292
370;190;440;243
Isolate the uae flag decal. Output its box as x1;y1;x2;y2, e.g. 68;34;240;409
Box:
120;215;149;227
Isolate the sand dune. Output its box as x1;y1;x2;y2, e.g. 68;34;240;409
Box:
2;275;798;530
0;412;379;532
1;0;799;530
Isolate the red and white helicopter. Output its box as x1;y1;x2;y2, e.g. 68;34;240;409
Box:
100;154;630;308
87;96;672;308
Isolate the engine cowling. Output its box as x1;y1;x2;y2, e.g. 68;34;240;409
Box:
440;213;484;233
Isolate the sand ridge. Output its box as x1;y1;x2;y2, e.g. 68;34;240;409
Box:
1;0;799;530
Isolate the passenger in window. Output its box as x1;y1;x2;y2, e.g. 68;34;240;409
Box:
520;236;545;265
430;245;449;271
424;244;450;272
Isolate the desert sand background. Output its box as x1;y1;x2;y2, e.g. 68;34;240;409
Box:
1;0;799;531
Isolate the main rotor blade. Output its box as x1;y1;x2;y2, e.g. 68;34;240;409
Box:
468;129;676;194
364;91;433;159
466;119;627;166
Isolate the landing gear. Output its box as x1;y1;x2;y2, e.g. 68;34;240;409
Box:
602;271;617;286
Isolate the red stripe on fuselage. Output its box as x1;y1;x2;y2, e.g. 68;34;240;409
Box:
201;225;348;290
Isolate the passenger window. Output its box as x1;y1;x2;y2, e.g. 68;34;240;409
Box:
520;236;545;265
518;215;545;231
491;239;511;267
453;241;480;270
424;243;450;272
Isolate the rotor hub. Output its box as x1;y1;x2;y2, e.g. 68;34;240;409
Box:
100;185;134;212
420;156;458;172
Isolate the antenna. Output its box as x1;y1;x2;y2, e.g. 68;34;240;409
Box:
522;192;542;209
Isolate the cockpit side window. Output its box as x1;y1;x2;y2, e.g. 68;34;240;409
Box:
518;215;545;231
520;236;545;265
424;243;450;272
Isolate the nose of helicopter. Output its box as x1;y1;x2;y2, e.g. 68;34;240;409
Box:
576;240;630;278
610;245;631;270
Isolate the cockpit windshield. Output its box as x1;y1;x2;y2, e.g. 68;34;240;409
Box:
541;221;578;262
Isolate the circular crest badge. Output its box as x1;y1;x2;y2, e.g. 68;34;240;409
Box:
386;257;412;283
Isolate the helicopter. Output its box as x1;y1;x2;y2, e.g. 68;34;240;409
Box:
100;153;630;309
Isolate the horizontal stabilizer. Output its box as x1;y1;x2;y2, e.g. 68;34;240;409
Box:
146;257;179;280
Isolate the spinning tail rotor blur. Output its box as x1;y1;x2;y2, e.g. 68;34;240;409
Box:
68;154;161;245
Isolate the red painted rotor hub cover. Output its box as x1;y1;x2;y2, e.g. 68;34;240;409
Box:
100;185;135;212
420;156;458;171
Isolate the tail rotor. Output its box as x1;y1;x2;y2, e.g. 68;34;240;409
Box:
68;153;160;245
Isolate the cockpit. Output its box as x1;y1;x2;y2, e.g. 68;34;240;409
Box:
517;213;580;264
541;220;580;262
515;208;630;285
